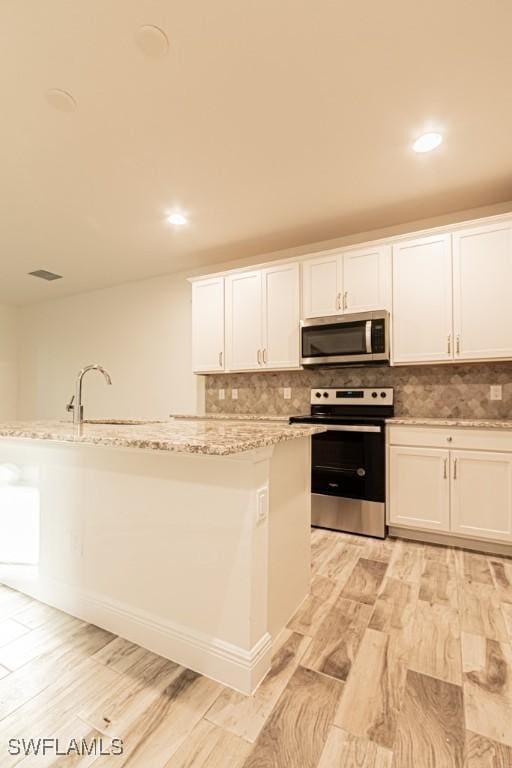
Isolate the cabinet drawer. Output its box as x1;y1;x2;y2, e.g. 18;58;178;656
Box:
388;425;512;453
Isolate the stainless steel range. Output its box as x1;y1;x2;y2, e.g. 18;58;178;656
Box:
290;387;394;538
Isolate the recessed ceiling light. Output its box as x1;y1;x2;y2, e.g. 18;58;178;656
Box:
45;89;77;113
135;25;169;59
167;212;189;227
412;132;443;153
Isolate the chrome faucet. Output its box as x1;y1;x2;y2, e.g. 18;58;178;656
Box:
66;364;113;426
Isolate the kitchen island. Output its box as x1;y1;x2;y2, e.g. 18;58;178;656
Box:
0;418;322;693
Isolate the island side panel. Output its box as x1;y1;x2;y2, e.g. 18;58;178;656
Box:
0;439;274;693
267;435;311;639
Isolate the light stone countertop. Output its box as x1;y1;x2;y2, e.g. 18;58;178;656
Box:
169;413;290;422
0;419;324;456
387;417;512;430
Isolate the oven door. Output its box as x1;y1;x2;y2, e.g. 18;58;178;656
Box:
301;316;372;365
311;424;385;502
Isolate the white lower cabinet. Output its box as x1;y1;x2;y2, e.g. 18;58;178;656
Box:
389;446;450;532
388;427;512;544
450;450;512;542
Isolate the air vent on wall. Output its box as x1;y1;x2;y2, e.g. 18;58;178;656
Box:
29;270;63;281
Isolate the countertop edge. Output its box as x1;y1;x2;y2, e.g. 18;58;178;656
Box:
0;423;325;457
387;417;512;430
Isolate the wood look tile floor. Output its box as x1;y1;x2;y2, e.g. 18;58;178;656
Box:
1;531;512;766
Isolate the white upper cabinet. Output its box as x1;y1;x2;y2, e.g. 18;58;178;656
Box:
302;254;340;318
302;246;391;319
342;245;391;313
392;234;453;364
225;271;263;371
191;277;225;373
192;214;512;374
261;263;300;369
450;449;512;542
224;264;300;372
453;221;512;361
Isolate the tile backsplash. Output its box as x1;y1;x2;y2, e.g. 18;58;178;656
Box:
205;362;512;419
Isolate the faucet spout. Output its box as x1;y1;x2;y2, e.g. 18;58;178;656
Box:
67;364;113;427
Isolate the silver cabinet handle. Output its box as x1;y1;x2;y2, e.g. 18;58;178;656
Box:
453;458;458;480
443;458;448;479
447;335;451;354
456;335;460;354
219;351;223;367
262;348;267;364
343;291;348;310
257;349;261;365
336;292;341;311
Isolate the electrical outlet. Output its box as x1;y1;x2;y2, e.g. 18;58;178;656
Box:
490;385;503;401
283;387;292;400
218;389;225;400
256;487;269;525
231;388;238;400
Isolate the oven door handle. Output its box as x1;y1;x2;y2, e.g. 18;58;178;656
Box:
321;424;382;433
315;465;363;476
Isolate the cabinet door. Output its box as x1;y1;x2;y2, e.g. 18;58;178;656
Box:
451;450;512;542
453;221;512;361
262;263;300;369
343;245;391;313
302;254;341;318
225;271;263;371
191;278;225;373
389;446;450;532
392;234;453;364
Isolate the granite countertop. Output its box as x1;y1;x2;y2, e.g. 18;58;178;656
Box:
169;413;290;422
0;419;324;456
387;417;512;430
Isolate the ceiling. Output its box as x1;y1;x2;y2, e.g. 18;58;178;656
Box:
1;1;512;305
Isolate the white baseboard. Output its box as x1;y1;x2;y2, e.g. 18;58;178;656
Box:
0;569;272;694
388;526;512;558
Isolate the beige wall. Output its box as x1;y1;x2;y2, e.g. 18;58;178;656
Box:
17;274;203;420
0;304;18;419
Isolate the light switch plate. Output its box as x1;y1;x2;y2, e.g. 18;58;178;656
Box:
231;388;238;400
218;389;225;400
283;387;292;400
490;385;503;401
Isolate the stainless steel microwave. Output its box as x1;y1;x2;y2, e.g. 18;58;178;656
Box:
300;310;390;367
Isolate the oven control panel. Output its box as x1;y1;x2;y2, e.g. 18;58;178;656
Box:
310;388;394;405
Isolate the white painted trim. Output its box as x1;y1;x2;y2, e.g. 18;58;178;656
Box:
388;526;512;558
0;572;272;694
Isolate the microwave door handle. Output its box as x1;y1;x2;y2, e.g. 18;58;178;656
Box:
365;320;372;354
